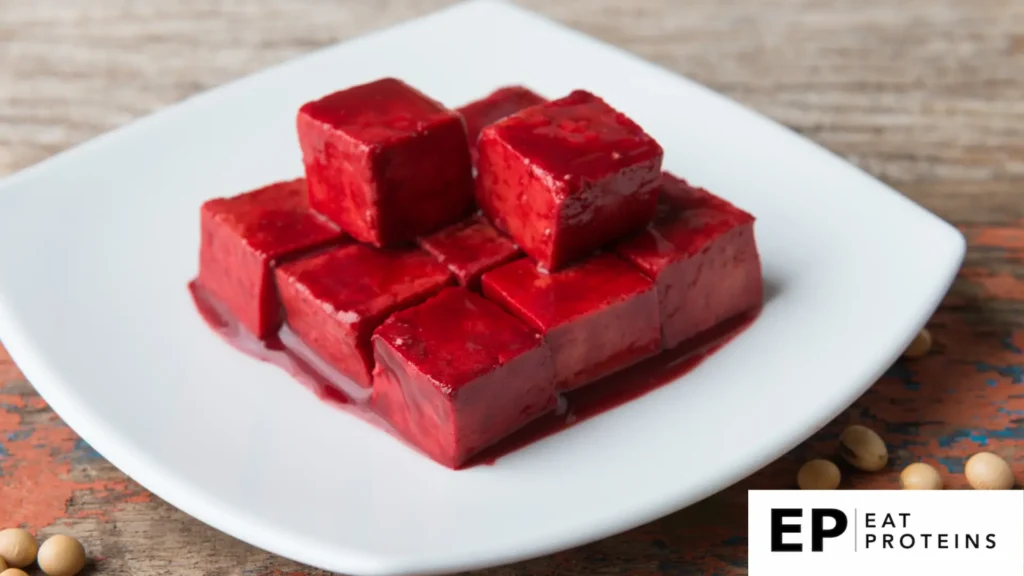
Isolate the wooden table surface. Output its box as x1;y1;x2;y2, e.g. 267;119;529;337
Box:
1;0;1022;574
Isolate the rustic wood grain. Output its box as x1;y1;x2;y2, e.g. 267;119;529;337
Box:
1;0;1022;574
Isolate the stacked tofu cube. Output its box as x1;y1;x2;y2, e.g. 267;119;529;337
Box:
196;78;763;468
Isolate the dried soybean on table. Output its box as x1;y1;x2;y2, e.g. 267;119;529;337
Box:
1;1;1023;574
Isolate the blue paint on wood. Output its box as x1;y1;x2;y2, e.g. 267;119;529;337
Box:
6;429;32;442
987;427;1024;441
976;362;1024;384
938;429;989;447
72;438;103;461
936;426;1023;450
0;442;6;477
936;457;965;474
1003;336;1023;354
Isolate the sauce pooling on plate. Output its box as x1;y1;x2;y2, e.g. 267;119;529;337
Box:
190;280;757;468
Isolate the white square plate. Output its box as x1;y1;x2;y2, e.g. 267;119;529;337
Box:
0;1;964;574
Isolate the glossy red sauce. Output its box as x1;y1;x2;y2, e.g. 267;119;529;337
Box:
471;309;756;465
190;280;757;468
490;90;663;183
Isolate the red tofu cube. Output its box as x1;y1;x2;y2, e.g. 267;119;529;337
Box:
615;173;763;349
197;178;345;339
475;90;664;271
481;254;660;390
417;214;521;289
274;244;453;387
297;78;475;247
372;287;556;468
457;86;546;163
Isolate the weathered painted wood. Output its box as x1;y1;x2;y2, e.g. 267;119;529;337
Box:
1;1;1021;574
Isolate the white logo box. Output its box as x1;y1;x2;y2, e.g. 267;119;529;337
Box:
749;490;1023;575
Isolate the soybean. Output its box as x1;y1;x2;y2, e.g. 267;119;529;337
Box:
0;529;36;569
797;459;841;490
899;462;943;490
903;328;932;359
37;534;87;576
839;425;888;472
965;452;1015;490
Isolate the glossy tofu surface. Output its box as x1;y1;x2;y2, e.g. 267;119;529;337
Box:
418;214;521;288
372;288;556;468
457;86;547;163
197;178;345;338
615;173;763;348
297;78;474;246
482;254;660;390
475;90;663;270
275;243;453;387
